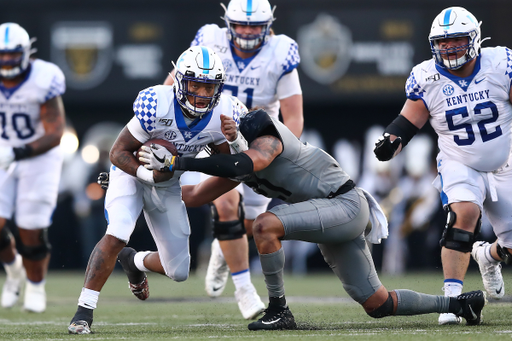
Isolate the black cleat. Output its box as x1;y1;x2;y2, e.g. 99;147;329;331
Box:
117;247;149;300
455;290;487;326
248;305;297;331
68;306;94;334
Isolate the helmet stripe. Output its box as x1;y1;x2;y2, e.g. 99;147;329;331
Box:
247;0;253;15
443;9;452;26
200;46;210;74
4;25;9;44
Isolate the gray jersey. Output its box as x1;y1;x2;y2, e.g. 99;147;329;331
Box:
241;116;350;203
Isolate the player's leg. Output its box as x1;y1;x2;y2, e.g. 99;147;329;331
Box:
248;188;369;330
15;150;63;313
0;220;25;309
433;158;485;325
69;168;142;334
472;168;512;299
207;185;265;320
0;171;25;309
207;189;242;297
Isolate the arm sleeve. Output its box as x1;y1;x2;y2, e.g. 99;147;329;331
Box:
175;153;253;178
276;68;302;100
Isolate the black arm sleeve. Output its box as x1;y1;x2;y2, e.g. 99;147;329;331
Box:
384;115;419;147
174;153;254;178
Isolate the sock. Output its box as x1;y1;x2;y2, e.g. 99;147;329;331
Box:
269;295;287;308
134;251;151;272
72;306;94;326
443;280;463;297
232;269;251;290
3;254;23;278
484;244;501;264
78;287;99;310
259;247;285;298
395;289;450;315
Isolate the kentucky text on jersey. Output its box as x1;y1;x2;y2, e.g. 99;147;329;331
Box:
225;74;260;86
174;142;207;153
446;90;490;107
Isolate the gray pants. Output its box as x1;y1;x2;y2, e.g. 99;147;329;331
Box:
268;188;381;303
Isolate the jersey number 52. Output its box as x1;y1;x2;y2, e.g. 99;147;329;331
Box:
446;101;502;146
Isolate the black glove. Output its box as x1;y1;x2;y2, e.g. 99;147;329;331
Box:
374;133;402;161
97;172;110;190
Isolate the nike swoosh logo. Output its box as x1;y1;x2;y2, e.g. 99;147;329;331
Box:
250;66;260;70
153;153;166;163
212;286;223;292
235;161;239;166
262;318;281;325
475;78;486;84
468;305;478;320
496;286;503;294
197;136;207;140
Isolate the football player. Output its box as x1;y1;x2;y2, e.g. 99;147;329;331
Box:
374;6;512;325
164;0;303;320
68;46;247;334
141;109;487;330
0;23;66;313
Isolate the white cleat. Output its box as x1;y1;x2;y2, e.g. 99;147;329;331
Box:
23;280;46;313
1;254;26;308
438;313;462;325
205;239;230;297
472;241;505;299
68;320;92;334
235;283;265;320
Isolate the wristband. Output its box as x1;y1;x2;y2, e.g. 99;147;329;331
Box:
227;132;249;153
13;145;33;160
136;165;155;183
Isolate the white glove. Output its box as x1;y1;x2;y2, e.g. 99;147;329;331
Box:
138;144;175;172
0;146;15;170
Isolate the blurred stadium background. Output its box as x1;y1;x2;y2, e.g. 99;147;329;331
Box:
2;0;511;274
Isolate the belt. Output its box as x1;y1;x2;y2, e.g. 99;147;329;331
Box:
327;179;356;199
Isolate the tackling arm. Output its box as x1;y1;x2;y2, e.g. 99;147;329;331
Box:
182;176;239;207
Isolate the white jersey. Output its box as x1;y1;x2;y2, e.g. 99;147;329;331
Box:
406;47;512;172
0;59;65;147
191;24;300;118
127;85;246;186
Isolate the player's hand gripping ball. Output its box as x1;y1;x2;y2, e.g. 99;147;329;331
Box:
138;139;178;182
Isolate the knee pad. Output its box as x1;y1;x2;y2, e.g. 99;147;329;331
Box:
0;227;13;251
439;207;479;253
497;244;512;265
18;228;52;261
367;292;394;318
211;194;246;241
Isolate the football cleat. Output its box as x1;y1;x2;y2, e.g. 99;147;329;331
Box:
68;320;92;334
455;290;487;326
438;313;462;325
472;241;505;299
1;254;26;308
23;280;46;313
248;305;297;330
205;239;229;297
235;283;265;320
118;247;149;300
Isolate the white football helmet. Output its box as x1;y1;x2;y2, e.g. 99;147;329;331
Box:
171;46;225;118
0;23;36;78
221;0;275;52
429;7;482;70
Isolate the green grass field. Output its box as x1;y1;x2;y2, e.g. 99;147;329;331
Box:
1;269;512;340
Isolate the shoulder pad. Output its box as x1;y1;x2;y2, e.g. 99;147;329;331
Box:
240;109;280;144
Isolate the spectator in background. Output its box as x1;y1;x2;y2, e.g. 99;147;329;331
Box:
163;0;303;320
0;22;66;313
374;6;512;325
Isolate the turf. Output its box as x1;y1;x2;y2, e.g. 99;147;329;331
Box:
1;269;512;340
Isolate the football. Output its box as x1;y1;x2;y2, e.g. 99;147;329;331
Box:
137;139;178;183
137;138;178;164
